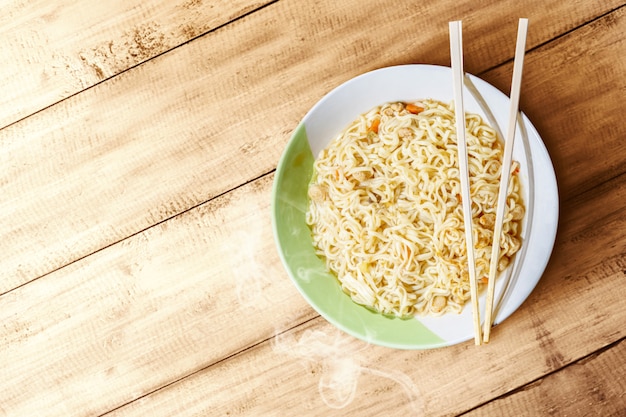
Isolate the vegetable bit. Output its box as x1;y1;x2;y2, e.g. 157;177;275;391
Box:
406;103;425;114
369;118;381;133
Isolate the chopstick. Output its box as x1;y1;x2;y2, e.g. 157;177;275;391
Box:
449;20;482;345
483;18;529;343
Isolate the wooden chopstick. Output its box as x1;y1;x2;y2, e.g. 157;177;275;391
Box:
483;18;529;343
449;20;482;345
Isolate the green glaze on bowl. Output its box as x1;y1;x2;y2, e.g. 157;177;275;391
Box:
272;65;558;349
271;122;445;349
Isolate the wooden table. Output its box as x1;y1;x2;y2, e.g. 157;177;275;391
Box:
2;1;625;415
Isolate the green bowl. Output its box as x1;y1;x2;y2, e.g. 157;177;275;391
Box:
271;65;558;349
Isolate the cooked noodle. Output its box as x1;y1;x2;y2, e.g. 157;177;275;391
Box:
306;99;524;317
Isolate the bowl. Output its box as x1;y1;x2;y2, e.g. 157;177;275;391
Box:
271;64;558;349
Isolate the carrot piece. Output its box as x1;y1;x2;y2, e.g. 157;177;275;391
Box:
370;118;380;133
406;103;424;114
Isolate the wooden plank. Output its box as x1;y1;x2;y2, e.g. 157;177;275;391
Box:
0;174;316;416
3;161;625;416
0;0;270;128
1;0;622;292
484;5;626;200
464;339;626;416
105;171;626;417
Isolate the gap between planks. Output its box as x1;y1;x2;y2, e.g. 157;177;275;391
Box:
98;314;321;417
477;3;626;76
0;167;275;298
457;336;626;416
0;0;281;134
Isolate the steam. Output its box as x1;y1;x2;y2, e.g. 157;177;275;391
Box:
272;329;424;413
227;207;422;413
230;228;274;309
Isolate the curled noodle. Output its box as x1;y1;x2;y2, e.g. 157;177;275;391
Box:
306;99;525;317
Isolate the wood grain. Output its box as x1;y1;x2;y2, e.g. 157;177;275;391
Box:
1;3;625;416
464;339;626;416
4;159;625;416
0;175;315;416
1;0;622;292
0;0;269;128
96;167;626;417
485;5;626;201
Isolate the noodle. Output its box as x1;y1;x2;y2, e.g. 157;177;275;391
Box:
305;99;525;317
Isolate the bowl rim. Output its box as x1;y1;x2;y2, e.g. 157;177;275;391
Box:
272;64;559;349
